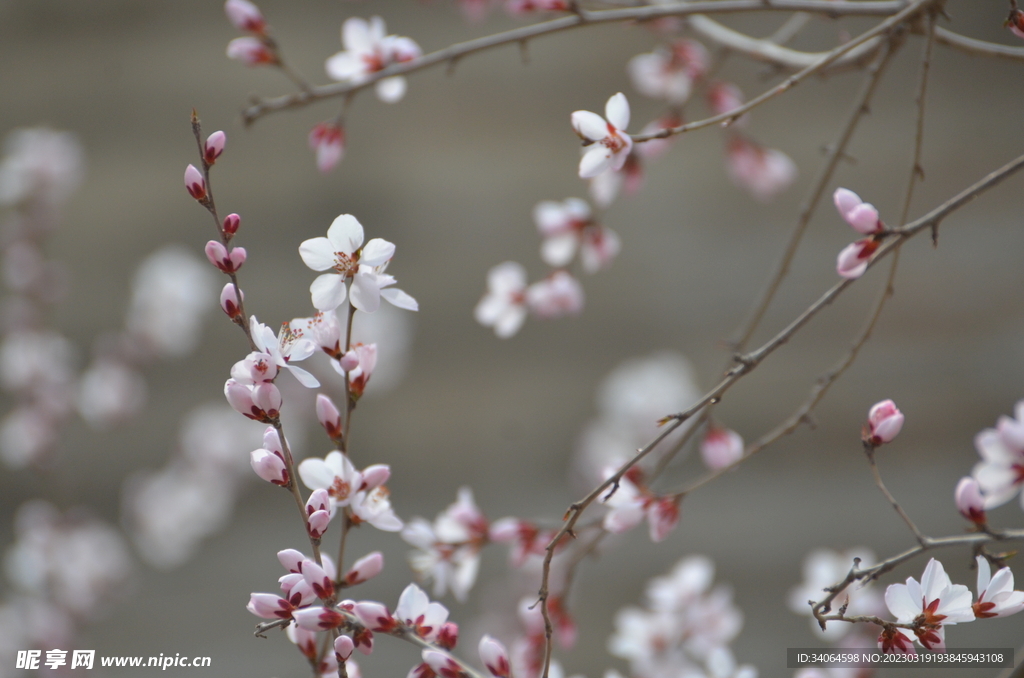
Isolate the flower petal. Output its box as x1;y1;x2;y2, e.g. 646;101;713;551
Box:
310;273;347;312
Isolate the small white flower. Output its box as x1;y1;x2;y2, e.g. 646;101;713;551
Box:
571;93;633;179
475;262;528;338
325;17;421;103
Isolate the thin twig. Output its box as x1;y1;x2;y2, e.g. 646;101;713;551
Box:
241;0;911;124
865;445;928;544
934;26;1024;62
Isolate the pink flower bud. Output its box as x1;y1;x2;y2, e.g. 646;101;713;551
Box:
184;164;206;201
700;427;744;470
306;488;331;515
205;240;247;273
834;188;883;235
262;426;283;455
334;634;355;662
277;548;305;573
707;81;745;117
340;349;360;373
344;551;384;586
225;379;257;419
293;606;344;631
421;650;464;678
436;622;458;651
307;510;330;539
359;464;390;492
280;577;316;608
251;382;281;420
836;238;879;279
225;0;266;34
301;559;335;599
309;123;345;173
647;496;681;542
316;394;343;439
204;130;226;165
250;448;288;485
353;601;397;632
220;283;244;319
955;476;986;525
222;213;240;238
247;593;293;619
479;635;511;678
865;399;904;446
226;37;276;66
1010;9;1024;40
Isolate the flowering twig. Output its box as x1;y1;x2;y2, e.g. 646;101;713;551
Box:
240;0;913;125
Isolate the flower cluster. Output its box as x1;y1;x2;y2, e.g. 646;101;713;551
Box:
833;187;891;279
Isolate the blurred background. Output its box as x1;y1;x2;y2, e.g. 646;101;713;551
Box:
1;0;1024;676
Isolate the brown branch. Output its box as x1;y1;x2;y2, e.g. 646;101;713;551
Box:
240;0;911;125
865;445;928;544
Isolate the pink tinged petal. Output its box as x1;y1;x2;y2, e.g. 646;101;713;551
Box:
310;273;347;312
647;497;680;542
833;187;862;218
307;488;331;514
344;16;376;54
317;394;343;439
421;650;464;678
579;147;614;179
225;379;257;419
579;226;620;273
541;232;579;267
604;93;630;131
184;164;206;200
868;399;904;444
247;593;294;619
609;135;633;172
381;287;419;311
350;272;382;312
376;76;408;103
278;548;306;573
955;477;986;524
285;364;320;388
846;203;881;234
397;583;430;623
353;601;397;632
327;214;366;253
479;635;511;678
293;606;344;631
250;448;288;485
226;36;275;65
836;241;870;279
302;559;335;599
299;237;339;271
345;552;384;585
307;510;331;539
325;52;366;82
252;382;281;418
224;0;266;33
360;464;390;491
360;238;396;266
571;110;610;142
335;634;355;661
285;579;317;608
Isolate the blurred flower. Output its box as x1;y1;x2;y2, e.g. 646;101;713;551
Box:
628;40;708;104
0;128;83;210
475;261;528;338
572;93;632;179
971;399;1024;510
309;122;345;173
526;271;584;319
726;136;796;202
325;16;421;103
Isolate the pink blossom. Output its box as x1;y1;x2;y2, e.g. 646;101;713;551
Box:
601;466;680;542
299;214;416;313
726;136;796;202
222;213;240;238
350;485;403;532
204;131;226;165
628;40;708;104
700;427;744;470
224;0;266;34
865;399;904;446
300;557;335;599
309;123;345;173
224;378;279;422
973;555;1024;618
353;600;398;632
833;187;883;234
402;488;487;601
479;635;511;678
421;650;464;678
396;583;450;642
339;342;377;399
475;262;528;338
250;448;288;485
344;552;384;586
971;400;1024;510
526;271;584;319
954;477;986;525
204;240;246;273
325;17;422;103
571;93;633;179
249;315;320;388
246;592;294;619
293;606;345;631
298;451;363;510
836;237;880;279
219;282;243;320
183;164;206;201
707;82;747;126
884;558;974;650
226;36;277;66
534;198;620;272
316;394;343;440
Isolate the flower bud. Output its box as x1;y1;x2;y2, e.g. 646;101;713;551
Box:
222;213;241;238
301;558;335;599
309;122;345;173
422;650;463;678
220;282;244;319
316;394;343;440
700;426;744;470
344;551;384;586
184;164;206;201
277;548;305;573
225;379;256;419
479;635;510;677
353;601;397;632
250;448;288;485
251;382;282;420
204;130;226;165
293;606;344;631
247;593;293;619
205;240;247;273
226;37;277;66
334;634;355;662
225;0;266;34
436;622;459;651
955;476;986;526
836;238;879;280
864;399;904;446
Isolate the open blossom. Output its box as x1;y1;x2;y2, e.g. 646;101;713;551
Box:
299;214;417;313
973;555;1024;618
971;399;1024;510
884;558;974;650
726;135;796;202
309;123;345;173
475;261;528;338
526;271;584;319
601;465;680;542
628;40;708;104
864;399;903;446
571;93;632;179
298;451;368;511
534;198;620;272
325;16;421;103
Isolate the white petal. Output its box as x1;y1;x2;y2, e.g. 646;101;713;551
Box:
884;582;920;622
397;583;429;622
376;77;407;103
361;238;396;266
343;17;373;54
475;294;506;326
381;287;418;311
579;148;613;179
286;365;321;388
540;233;578;268
571;110;610;142
605;93;630;131
533;200;567;235
310;273;347;312
298;458;335;490
325;52;366;82
487;261;526;294
299;237;338;271
494;306;527;339
327;214;365;253
350;272;382;312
